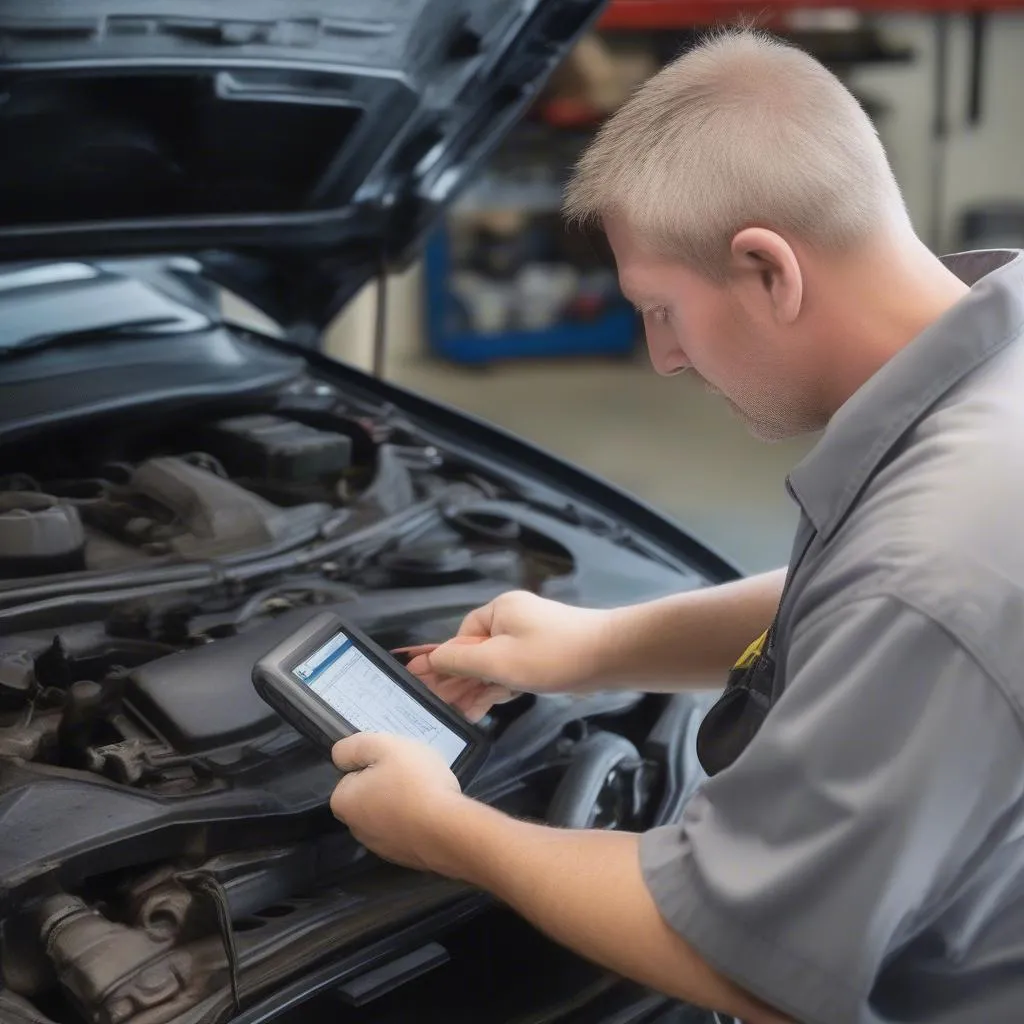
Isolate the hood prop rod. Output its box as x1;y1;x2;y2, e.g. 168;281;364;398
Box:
372;251;389;379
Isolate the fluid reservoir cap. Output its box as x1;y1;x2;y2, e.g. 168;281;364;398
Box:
0;651;34;700
0;492;85;558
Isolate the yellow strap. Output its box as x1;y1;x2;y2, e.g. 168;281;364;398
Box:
733;629;769;669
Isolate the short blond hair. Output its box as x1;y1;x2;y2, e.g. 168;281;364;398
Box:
563;29;908;280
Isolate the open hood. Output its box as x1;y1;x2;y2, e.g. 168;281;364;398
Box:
0;0;604;337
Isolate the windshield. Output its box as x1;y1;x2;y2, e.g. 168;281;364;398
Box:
0;264;213;353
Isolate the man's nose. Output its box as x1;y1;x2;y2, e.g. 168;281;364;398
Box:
648;341;691;377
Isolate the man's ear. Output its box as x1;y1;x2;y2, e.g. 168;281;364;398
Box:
729;228;803;324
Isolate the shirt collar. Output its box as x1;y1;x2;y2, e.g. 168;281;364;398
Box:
787;249;1024;540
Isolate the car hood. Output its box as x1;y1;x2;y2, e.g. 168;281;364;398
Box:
0;0;603;336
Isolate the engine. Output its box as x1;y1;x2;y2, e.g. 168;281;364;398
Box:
0;410;383;573
0;386;712;1024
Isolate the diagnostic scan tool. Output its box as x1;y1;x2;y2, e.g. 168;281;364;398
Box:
252;611;487;782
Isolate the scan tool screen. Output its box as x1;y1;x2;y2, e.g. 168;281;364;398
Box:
293;631;468;767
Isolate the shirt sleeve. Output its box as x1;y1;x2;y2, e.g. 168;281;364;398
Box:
640;595;1024;1024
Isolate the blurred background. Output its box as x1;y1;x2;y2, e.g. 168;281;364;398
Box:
321;1;1024;575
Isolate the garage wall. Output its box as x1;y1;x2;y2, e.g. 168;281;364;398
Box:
848;13;1024;252
322;262;424;373
325;15;1024;372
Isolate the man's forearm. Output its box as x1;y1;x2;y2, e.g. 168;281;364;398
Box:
594;568;786;690
427;797;788;1024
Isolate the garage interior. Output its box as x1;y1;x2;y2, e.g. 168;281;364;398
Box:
5;2;1024;1022
318;4;1024;575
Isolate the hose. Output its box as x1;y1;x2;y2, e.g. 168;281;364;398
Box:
230;579;359;627
546;731;643;830
0;495;453;626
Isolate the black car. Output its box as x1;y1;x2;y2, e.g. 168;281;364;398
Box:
0;4;735;1023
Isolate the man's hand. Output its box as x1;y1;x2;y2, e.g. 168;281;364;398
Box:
329;733;464;872
397;591;613;721
326;736;786;1022
329;764;789;1024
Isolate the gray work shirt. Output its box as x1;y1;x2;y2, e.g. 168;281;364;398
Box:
641;249;1024;1024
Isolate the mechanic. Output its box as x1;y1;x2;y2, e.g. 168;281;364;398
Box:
328;28;1024;1024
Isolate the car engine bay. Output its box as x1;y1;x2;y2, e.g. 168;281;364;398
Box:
0;0;728;1015
0;373;717;1024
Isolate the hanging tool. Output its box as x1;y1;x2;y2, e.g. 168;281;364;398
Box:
928;13;951;252
967;12;989;128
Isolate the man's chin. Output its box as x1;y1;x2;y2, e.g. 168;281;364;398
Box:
721;400;792;443
703;384;813;441
746;423;789;443
744;412;822;443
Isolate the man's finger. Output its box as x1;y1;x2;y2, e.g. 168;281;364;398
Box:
391;643;440;658
464;684;515;723
404;653;439;681
331;731;388;772
329;770;364;821
433;675;479;705
455;602;497;640
411;665;470;700
427;634;502;679
452;683;495;719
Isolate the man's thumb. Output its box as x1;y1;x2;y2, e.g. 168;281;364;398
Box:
331;731;384;772
428;635;508;681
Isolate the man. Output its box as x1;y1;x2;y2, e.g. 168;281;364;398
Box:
328;28;1024;1024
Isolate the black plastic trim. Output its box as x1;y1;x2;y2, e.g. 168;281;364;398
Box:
0;0;608;330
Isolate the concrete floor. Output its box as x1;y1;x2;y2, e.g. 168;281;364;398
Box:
393;353;817;575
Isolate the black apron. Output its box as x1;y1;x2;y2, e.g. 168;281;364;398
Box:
696;520;817;777
695;622;778;777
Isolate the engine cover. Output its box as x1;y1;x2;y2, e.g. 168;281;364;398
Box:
123;610;312;754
